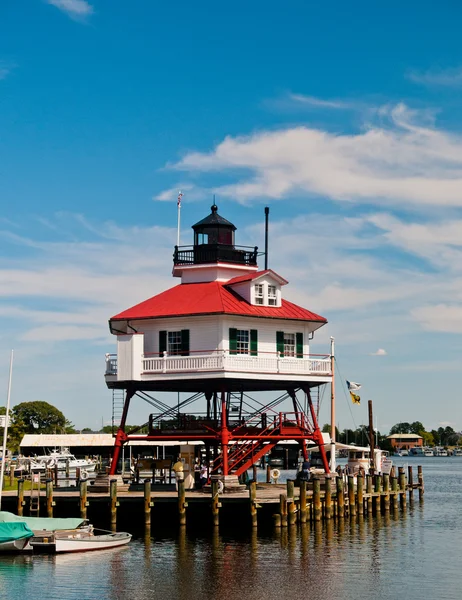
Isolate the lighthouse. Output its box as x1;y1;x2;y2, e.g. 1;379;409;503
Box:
105;205;333;482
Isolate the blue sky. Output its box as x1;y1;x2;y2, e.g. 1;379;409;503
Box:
1;0;462;433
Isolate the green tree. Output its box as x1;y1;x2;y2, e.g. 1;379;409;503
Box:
390;422;411;435
10;401;69;434
409;421;425;435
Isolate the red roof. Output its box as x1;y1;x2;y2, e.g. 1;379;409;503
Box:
110;281;327;325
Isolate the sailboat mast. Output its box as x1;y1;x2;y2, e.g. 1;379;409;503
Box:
0;350;14;510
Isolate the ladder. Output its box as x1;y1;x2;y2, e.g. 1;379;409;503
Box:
112;389;125;434
29;472;41;515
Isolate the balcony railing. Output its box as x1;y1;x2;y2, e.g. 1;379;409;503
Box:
173;244;258;267
105;350;332;378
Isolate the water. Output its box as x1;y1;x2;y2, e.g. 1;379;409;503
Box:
1;457;460;600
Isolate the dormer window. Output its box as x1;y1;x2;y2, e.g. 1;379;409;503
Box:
255;284;264;305
268;285;277;306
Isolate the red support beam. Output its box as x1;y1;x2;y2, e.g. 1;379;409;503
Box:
109;389;135;475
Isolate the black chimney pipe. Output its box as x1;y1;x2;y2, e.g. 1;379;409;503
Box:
264;207;269;270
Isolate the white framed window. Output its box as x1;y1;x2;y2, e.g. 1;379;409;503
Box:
168;331;182;355
268;285;277;306
236;329;250;354
283;332;295;357
255;283;264;305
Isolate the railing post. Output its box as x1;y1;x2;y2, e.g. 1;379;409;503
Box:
162;351;168;374
277;351;281;373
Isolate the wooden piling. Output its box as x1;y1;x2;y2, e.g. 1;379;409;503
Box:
211;480;220;527
336;475;345;518
249;481;258;528
80;480;88;520
9;464;14;487
273;513;282;528
286;480;296;525
366;474;373;515
408;465;414;502
54;464;59;487
299;480;307;523
252;464;258;482
391;476;399;512
398;467;407;510
17;479;24;516
266;464;271;483
279;494;288;527
313;476;321;522
383;473;390;513
65;459;70;479
324;475;332;520
178;479;187;527
76;467;81;483
46;478;54;518
374;475;381;514
348;476;356;517
110;479;118;527
144;479;152;529
357;473;364;514
417;465;424;500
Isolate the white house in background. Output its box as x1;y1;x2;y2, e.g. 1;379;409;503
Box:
105;204;332;393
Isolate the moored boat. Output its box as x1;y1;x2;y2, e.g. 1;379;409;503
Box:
0;522;34;553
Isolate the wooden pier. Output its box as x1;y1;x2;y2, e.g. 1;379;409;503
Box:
1;465;424;531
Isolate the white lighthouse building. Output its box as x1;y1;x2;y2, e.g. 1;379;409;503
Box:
105;205;332;478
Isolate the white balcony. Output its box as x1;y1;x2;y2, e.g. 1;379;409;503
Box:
105;349;332;381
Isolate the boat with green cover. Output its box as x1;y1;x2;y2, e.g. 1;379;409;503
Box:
0;522;34;552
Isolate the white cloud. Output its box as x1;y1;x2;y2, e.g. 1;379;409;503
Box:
46;0;94;19
288;93;354;110
370;348;387;356
161;103;462;208
408;66;462;87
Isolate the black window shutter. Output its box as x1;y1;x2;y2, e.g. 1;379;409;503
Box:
229;328;237;355
250;329;258;356
296;332;304;358
159;330;167;355
276;331;284;357
181;329;190;356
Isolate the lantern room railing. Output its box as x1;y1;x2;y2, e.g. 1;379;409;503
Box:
173;244;258;266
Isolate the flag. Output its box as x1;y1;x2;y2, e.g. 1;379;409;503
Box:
350;392;361;405
347;380;361;392
177;191;183;208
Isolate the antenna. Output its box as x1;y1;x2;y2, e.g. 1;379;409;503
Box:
264;207;269;270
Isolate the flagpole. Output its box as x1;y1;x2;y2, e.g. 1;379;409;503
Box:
177;191;183;247
0;350;14;509
330;337;336;473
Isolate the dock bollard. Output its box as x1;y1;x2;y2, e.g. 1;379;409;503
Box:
299;480;307;523
366;474;373;515
109;479;118;527
313;477;321;522
249;480;258;528
336;475;345;518
348;476;356;517
46;478;54;518
17;479;25;516
324;475;332;520
178;479;187;527
80;480;88;520
144;479;152;529
417;465;424;500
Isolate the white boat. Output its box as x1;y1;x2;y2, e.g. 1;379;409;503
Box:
0;511;131;554
424;448;435;457
30;448;97;474
30;529;132;553
453;448;462;456
434;447;448;457
342;445;392;475
400;449;409;457
0;522;34;553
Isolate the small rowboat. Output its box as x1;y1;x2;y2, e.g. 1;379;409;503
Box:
0;522;34;553
30;529;132;553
